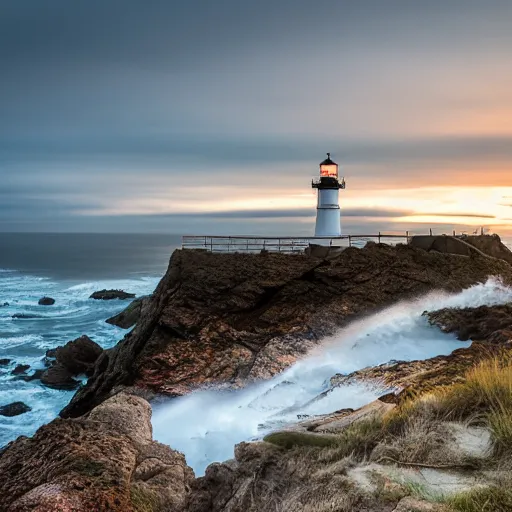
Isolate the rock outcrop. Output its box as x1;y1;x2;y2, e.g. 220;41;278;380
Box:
38;296;55;305
11;364;30;375
0;402;31;417
0;393;194;512
106;296;151;329
426;304;512;341
90;289;136;300
62;243;512;418
330;340;511;400
40;335;103;390
53;335;103;376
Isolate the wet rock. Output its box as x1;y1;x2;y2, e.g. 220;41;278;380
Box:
43;348;56;367
16;369;45;382
0;401;32;417
62;244;512;419
89;289;136;300
426;304;512;341
40;364;80;390
0;393;194;512
105;296;150;329
0;358;11;366
11;313;42;319
38;297;55;306
1;302;9;307
11;364;30;375
330;340;512;397
54;335;103;375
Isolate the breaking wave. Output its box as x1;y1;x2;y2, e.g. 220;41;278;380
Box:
152;278;512;475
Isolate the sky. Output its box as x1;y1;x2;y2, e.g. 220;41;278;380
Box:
1;0;512;235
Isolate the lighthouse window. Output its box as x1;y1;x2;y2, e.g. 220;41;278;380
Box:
320;164;338;178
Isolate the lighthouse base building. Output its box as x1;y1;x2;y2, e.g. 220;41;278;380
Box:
312;153;345;238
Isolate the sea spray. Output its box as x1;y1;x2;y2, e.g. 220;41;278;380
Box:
152;277;512;475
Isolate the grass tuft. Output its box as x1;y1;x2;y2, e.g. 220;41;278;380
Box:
264;431;339;449
447;486;512;512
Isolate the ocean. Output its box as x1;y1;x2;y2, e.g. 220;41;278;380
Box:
0;233;180;446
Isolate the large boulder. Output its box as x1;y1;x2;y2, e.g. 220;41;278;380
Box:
54;335;103;375
0;393;194;512
106;296;150;329
39;335;103;389
90;289;136;300
62;244;512;418
0;402;31;417
40;363;80;390
38;297;55;306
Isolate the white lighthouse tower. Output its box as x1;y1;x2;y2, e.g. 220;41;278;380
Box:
312;153;345;237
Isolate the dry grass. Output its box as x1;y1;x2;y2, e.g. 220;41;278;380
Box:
446;486;512;512
435;357;512;421
380;357;512;463
263;431;339;449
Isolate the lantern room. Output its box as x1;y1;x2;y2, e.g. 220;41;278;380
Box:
319;153;338;178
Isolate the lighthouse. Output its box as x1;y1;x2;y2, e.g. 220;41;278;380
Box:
312;153;345;237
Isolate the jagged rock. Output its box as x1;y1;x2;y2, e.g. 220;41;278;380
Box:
62;244;512;418
330;340;512;397
426;304;512;341
39;336;103;390
40;363;80;390
1;302;9;307
54;335;103;375
14;369;45;382
106;296;150;329
11;364;30;375
38;297;55;306
0;402;31;417
0;393;194;512
0;358;11;366
89;289;136;300
11;313;41;319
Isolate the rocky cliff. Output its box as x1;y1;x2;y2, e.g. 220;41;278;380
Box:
0;393;193;512
61;242;512;418
3;239;512;511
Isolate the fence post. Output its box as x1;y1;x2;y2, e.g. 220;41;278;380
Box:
378;232;381;244
429;228;432;236
348;235;352;247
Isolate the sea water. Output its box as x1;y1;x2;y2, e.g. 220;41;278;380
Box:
0;233;180;446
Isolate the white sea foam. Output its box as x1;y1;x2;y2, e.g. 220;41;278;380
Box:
152;278;512;476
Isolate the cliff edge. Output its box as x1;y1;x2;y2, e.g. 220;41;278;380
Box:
61;241;512;418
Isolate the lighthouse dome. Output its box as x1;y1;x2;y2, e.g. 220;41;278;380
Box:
319;153;338;178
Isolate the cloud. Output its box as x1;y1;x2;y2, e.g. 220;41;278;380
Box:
133;207;413;219
409;212;496;219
